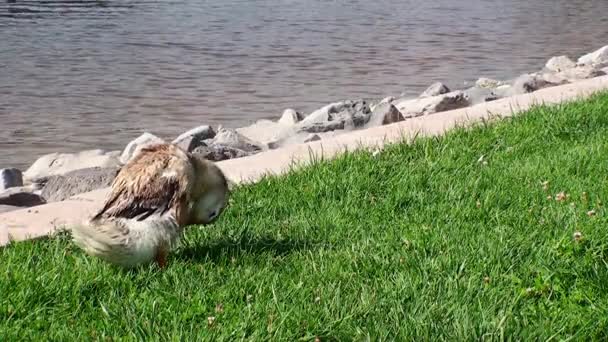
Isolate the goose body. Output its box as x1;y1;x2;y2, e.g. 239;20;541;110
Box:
72;142;229;268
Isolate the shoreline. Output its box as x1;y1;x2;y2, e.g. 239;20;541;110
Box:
2;74;608;246
1;44;608;241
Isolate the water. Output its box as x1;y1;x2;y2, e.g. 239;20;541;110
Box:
1;0;607;170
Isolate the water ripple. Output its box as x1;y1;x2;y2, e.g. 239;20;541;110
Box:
1;0;608;168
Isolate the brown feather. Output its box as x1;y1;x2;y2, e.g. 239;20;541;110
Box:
91;143;195;223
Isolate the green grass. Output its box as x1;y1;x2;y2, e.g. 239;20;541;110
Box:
3;92;608;340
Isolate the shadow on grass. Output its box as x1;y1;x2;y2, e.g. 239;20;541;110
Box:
175;232;322;264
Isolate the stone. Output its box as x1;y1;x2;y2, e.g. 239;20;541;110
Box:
278;109;304;125
577;45;608;67
268;130;341;148
297;99;372;133
304;134;321;143
172;125;216;152
23;149;121;182
120;132;165;164
212;127;265;153
0;168;23;191
298;120;345;133
510;73;559;94
236;120;294;147
365;103;405;127
0;186;46;207
420;82;450;98
540;72;571;85
0;204;20;214
545;55;576;72
463;87;500;104
493;84;513;98
39;166;120;202
370;96;395;112
555;65;606;82
394;91;471;118
475;78;504;89
191;145;252;162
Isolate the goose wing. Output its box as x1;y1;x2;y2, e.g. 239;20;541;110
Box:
92;143;195;223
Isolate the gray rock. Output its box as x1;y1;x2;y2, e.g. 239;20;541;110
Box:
191;145;252;162
555;65;606;82
212;127;264;153
545;55;576;72
0;204;20;214
463;87;500;105
539;72;571;85
493;84;513;98
394;91;471;118
0;187;46;207
475;78;504;89
267;130;341;149
0;168;23;191
365;103;405;127
39;167;120;202
420;82;450;98
298;120;346;133
172;126;216;152
120;132;165;164
266;141;281;149
304;134;321;143
510;73;560;94
24;149;122;182
577;45;608;67
297;99;372;133
236;120;295;147
278;109;304;125
370;96;395;112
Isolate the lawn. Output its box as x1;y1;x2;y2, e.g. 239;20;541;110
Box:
2;92;608;340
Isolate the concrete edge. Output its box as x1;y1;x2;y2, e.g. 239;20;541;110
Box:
2;75;608;246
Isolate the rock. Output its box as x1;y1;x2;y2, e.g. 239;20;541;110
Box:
0;186;46;207
298;120;346;133
463;87;500;104
0;204;20;214
236;120;294;147
493;84;513;98
510;73;560;94
39;167;120;202
304;134;321;143
0;168;23;191
297;99;372;133
420;82;450;98
365;103;405;127
555;65;606;82
212;127;265;153
278;109;304;125
539;72;571;85
172;125;216;152
545;55;576;72
120;132;165;164
577;45;608;67
191;145;252;162
268;130;341;148
24;149;121;182
475;78;504;89
394;91;471;118
370;96;395;112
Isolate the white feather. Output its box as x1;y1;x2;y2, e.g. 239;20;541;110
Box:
71;214;182;268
